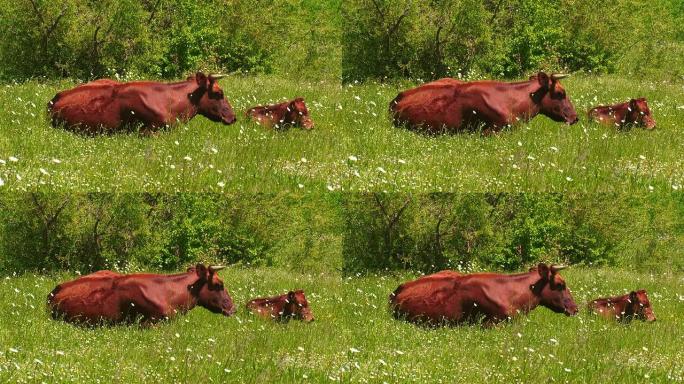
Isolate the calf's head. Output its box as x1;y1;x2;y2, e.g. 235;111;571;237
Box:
189;264;235;316
190;72;237;125
531;263;578;316
628;289;656;322
628;98;656;130
282;290;314;322
285;98;314;130
531;72;578;125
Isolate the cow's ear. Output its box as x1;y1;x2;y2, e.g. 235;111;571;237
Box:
195;263;208;278
195;72;208;89
531;72;550;102
536;263;550;279
537;72;550;88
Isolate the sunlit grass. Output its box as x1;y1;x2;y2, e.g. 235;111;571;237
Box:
0;75;683;192
0;267;682;383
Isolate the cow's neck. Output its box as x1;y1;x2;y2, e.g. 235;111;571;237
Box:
162;272;201;314
165;81;201;123
498;272;542;315
503;80;542;122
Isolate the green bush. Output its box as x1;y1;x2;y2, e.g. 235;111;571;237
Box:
0;0;340;81
341;193;684;274
342;0;684;82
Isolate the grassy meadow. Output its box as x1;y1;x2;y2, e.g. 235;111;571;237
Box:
1;75;683;193
0;267;682;383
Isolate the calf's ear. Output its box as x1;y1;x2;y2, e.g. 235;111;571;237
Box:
629;291;638;303
629;99;638;111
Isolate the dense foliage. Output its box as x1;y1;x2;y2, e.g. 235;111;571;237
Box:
342;0;684;82
1;193;682;275
0;0;341;81
0;193;343;274
341;193;684;274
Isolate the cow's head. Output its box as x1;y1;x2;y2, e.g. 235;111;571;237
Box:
531;72;578;125
628;289;656;322
282;290;314;322
190;264;235;316
531;263;578;316
628;98;656;130
190;72;237;125
285;98;314;130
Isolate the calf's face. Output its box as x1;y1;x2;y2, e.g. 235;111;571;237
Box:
629;98;655;130
287;98;314;130
283;290;314;322
630;290;656;322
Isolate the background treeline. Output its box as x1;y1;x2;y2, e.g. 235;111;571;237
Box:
1;193;683;276
342;0;684;82
0;0;341;81
0;193;344;274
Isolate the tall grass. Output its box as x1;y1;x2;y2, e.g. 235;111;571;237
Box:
1;75;683;193
0;267;682;383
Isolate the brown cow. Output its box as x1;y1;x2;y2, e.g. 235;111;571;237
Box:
246;290;314;322
588;290;656;322
246;98;314;130
588;98;656;130
389;263;578;326
390;72;578;134
48;72;236;134
47;264;235;325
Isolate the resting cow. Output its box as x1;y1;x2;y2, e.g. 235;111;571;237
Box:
246;98;314;130
246;290;314;322
389;263;578;326
48;72;236;134
588;289;656;322
47;264;235;325
588;98;656;130
389;72;578;134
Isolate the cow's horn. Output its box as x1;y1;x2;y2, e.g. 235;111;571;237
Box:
551;73;570;80
209;265;226;271
551;264;568;272
209;74;227;80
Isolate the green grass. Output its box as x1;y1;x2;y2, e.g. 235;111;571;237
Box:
0;267;682;383
1;75;683;193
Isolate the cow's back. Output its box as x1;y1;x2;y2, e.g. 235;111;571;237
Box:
48;273;120;323
390;272;462;322
390;80;470;132
49;82;121;130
